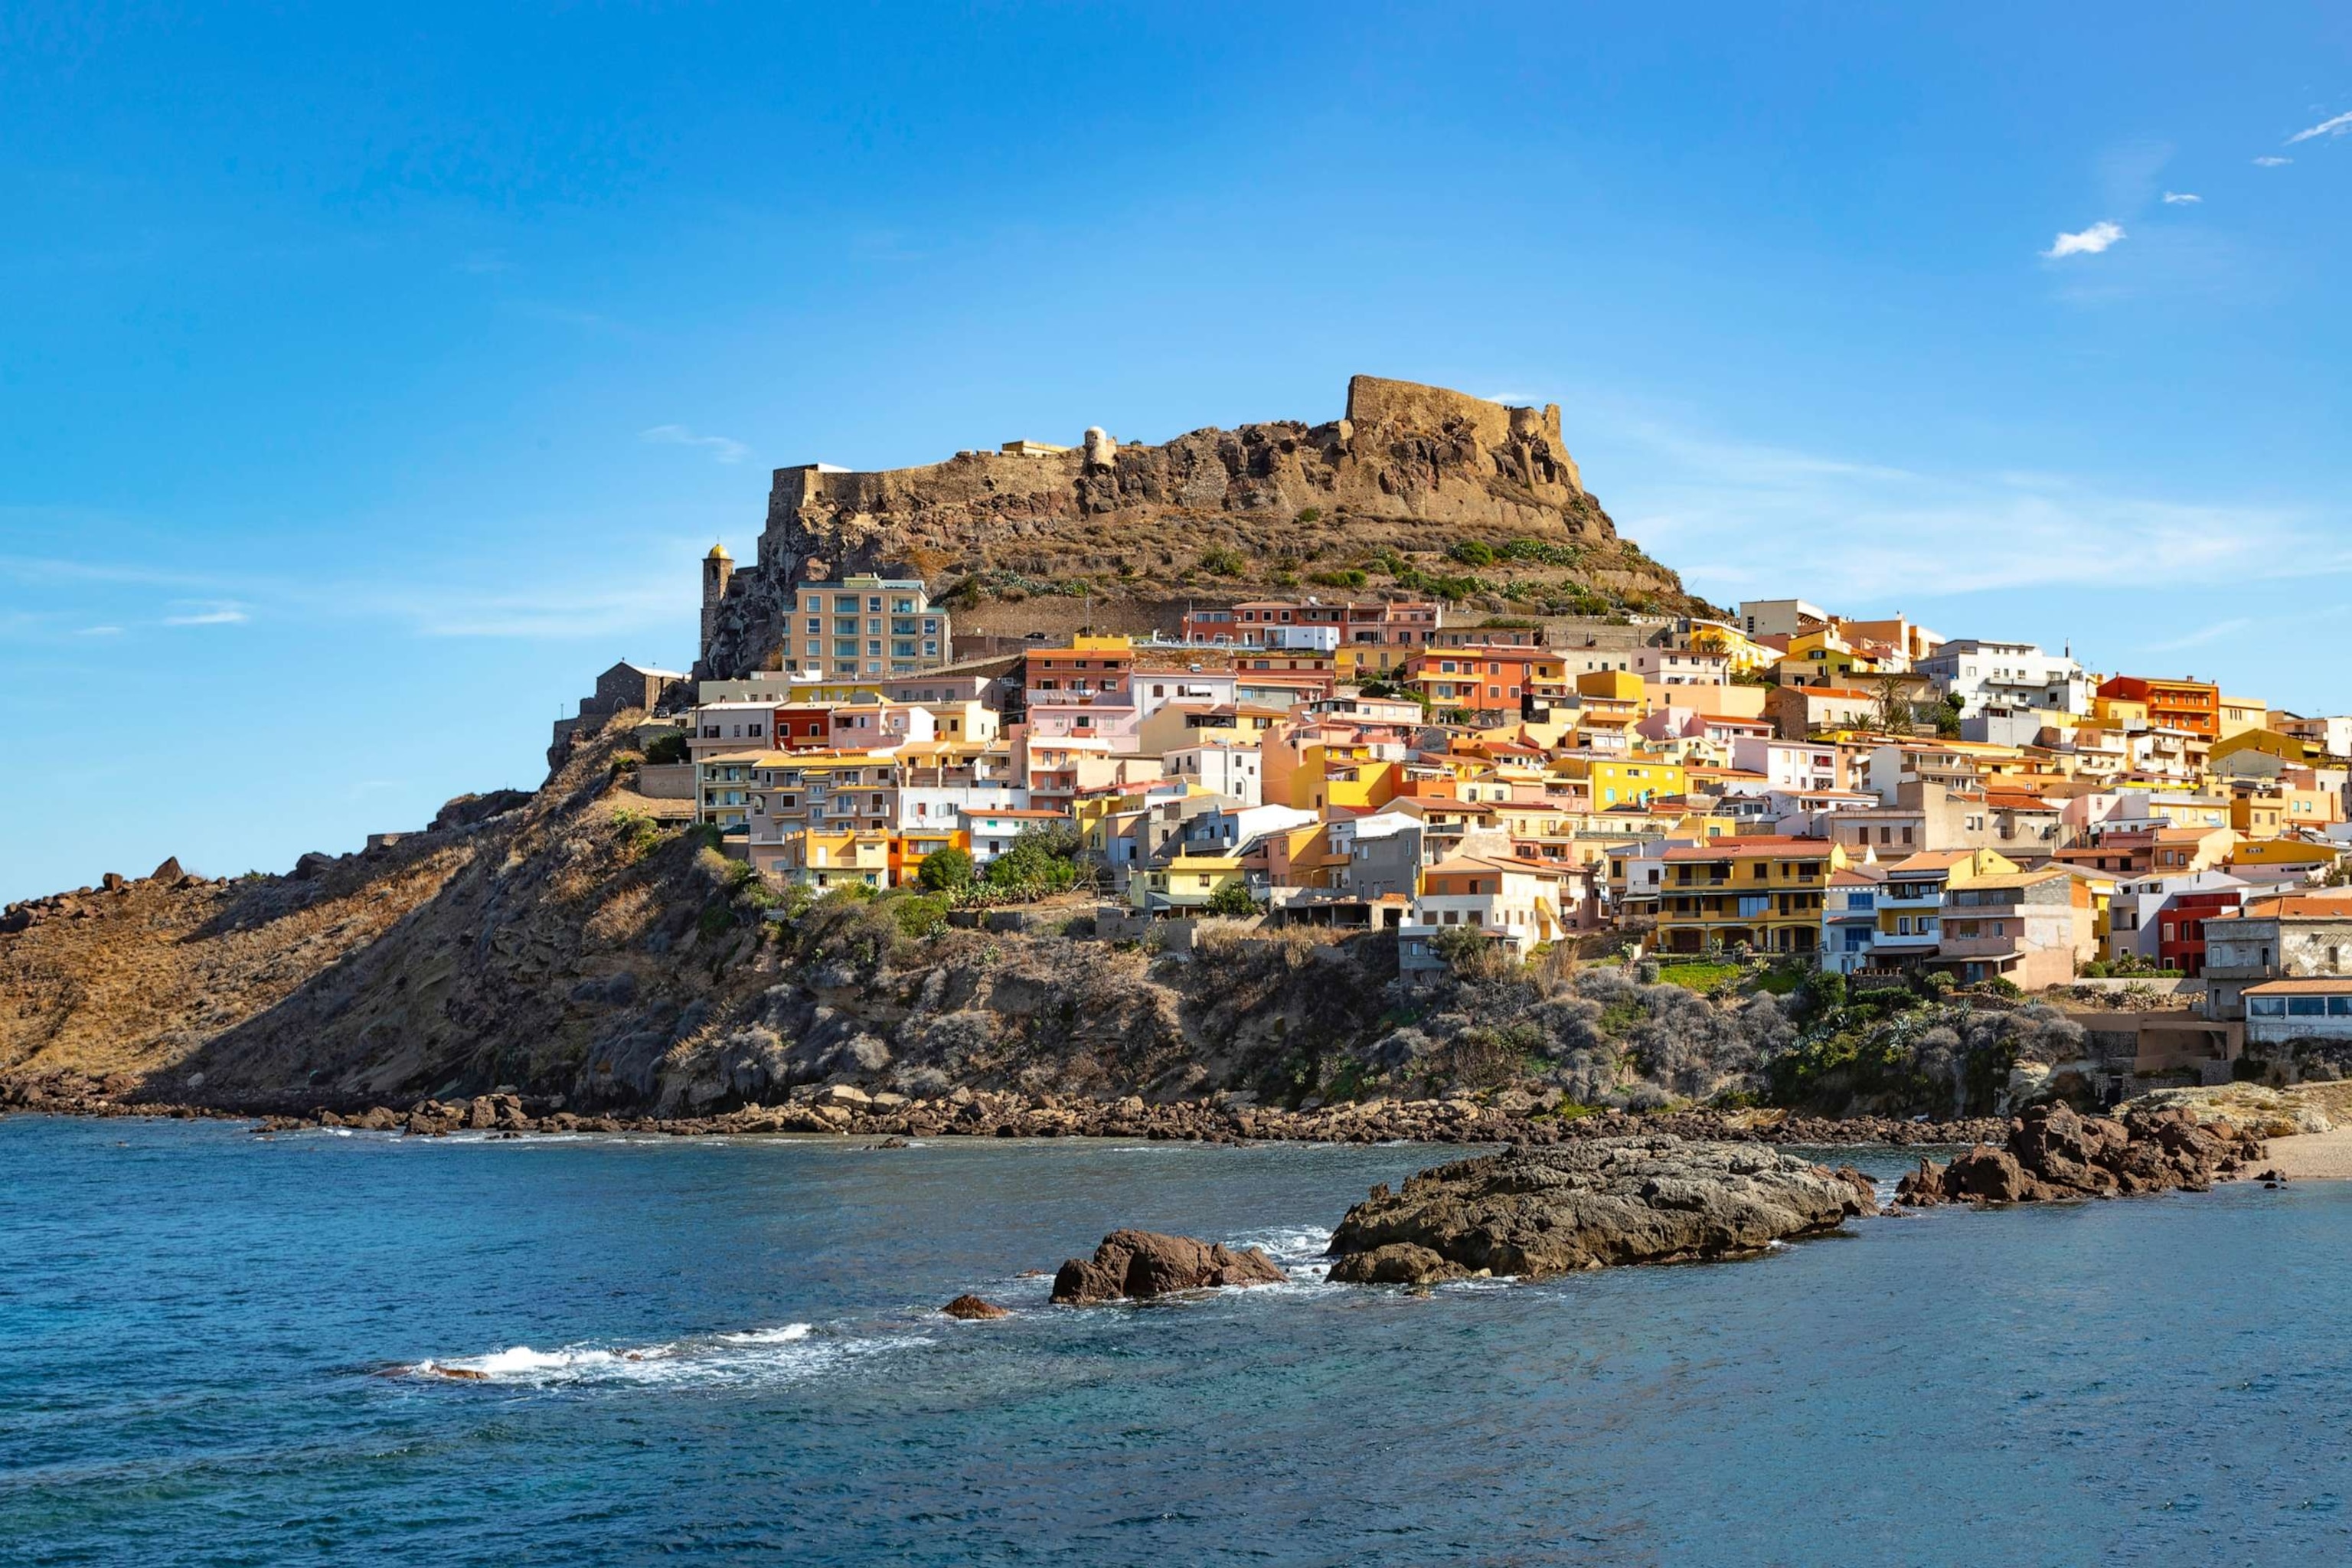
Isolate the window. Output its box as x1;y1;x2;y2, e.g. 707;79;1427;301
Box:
2289;996;2328;1018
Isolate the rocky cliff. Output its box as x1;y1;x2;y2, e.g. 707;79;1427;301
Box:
0;721;1396;1115
699;374;1707;678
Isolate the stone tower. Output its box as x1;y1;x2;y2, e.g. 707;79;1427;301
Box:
701;543;734;662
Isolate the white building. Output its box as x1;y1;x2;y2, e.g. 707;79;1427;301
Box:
960;806;1072;865
1916;639;2089;720
1400;854;1574;980
1737;598;1831;640
1731;735;1841;795
1162;743;1263;808
1632;647;1731;686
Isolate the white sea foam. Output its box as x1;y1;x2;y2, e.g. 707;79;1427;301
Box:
407;1321;911;1388
715;1323;813;1344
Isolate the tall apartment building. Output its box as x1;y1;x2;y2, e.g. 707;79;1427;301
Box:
783;574;950;678
1916;639;2089;719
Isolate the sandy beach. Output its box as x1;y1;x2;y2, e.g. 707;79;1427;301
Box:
2257;1130;2352;1181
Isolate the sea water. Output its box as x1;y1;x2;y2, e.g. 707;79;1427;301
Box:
2;1116;2347;1565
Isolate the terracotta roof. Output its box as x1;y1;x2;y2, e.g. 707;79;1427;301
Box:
2233;894;2352;918
2245;978;2352;995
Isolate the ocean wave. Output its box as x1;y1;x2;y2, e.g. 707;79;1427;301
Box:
403;1321;916;1388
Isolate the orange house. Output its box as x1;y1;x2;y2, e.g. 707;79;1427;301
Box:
2097;675;2219;740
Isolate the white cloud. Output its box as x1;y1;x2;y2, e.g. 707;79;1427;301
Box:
2043;221;2126;259
1572;407;2334;612
2286;110;2352;144
2161;191;2202;204
2254;155;2293;168
640;424;750;465
162;600;250;626
74;624;122;636
2141;618;2249;653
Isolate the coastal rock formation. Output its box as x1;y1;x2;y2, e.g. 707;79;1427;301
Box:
1049;1229;1288;1305
1893;1102;2263;1206
697;374;1705;678
1325;1137;1877;1282
940;1294;1011;1320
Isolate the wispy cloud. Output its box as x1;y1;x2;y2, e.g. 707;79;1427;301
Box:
74;624;122;636
640;424;749;465
2253;155;2293;168
2141;618;2249;653
162;599;250;626
2286;109;2352;144
1570;406;2337;616
2043;221;2126;259
2161;191;2202;205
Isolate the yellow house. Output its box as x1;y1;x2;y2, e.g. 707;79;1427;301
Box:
2211;727;2320;767
769;827;891;890
1655;836;1849;956
1264;736;1401;812
2092;692;2149;731
1550;753;1688;809
1872;849;2021;959
2217;695;2268;739
2228;838;2343;872
1129;852;1249;913
1683;620;1779;677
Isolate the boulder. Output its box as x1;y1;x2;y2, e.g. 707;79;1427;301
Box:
1050;1229;1288;1305
1894;1157;1946;1206
1325;1137;1875;1281
1942;1144;2046;1204
940;1294;1012;1320
1326;1242;1469;1286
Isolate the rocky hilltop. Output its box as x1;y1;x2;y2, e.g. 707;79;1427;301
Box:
700;374;1707;677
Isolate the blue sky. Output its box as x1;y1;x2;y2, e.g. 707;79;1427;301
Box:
3;3;2348;903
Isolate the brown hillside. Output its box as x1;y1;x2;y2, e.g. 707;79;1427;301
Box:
701;374;1713;676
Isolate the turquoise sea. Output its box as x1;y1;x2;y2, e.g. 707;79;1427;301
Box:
3;1116;2347;1565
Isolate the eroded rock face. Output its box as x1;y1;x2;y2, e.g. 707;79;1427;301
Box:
1049;1229;1287;1305
1893;1102;2264;1207
940;1294;1011;1320
1325;1137;1877;1282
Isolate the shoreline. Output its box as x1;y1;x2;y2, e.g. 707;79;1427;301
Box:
2;1072;2007;1149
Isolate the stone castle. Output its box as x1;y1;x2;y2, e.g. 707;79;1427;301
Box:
696;374;1626;680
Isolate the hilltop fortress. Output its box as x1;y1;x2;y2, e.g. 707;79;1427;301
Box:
697;374;1696;679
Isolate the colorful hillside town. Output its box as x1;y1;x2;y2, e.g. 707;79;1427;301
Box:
567;570;2352;1066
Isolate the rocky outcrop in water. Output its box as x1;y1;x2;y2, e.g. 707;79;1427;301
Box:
940;1295;1011;1320
1049;1229;1287;1305
1894;1102;2263;1206
1324;1137;1877;1284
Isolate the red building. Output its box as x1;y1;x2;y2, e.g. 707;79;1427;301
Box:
2158;888;2245;975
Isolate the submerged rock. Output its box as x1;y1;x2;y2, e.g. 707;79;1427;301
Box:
1049;1229;1287;1305
940;1294;1011;1320
1325;1137;1876;1282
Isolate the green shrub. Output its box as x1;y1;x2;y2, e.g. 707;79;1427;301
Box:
1448;540;1496;567
916;845;975;893
888;892;950;941
643;733;689;766
1202;880;1259;917
612;806;663;865
1295;507;1322;525
1198;546;1245;576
